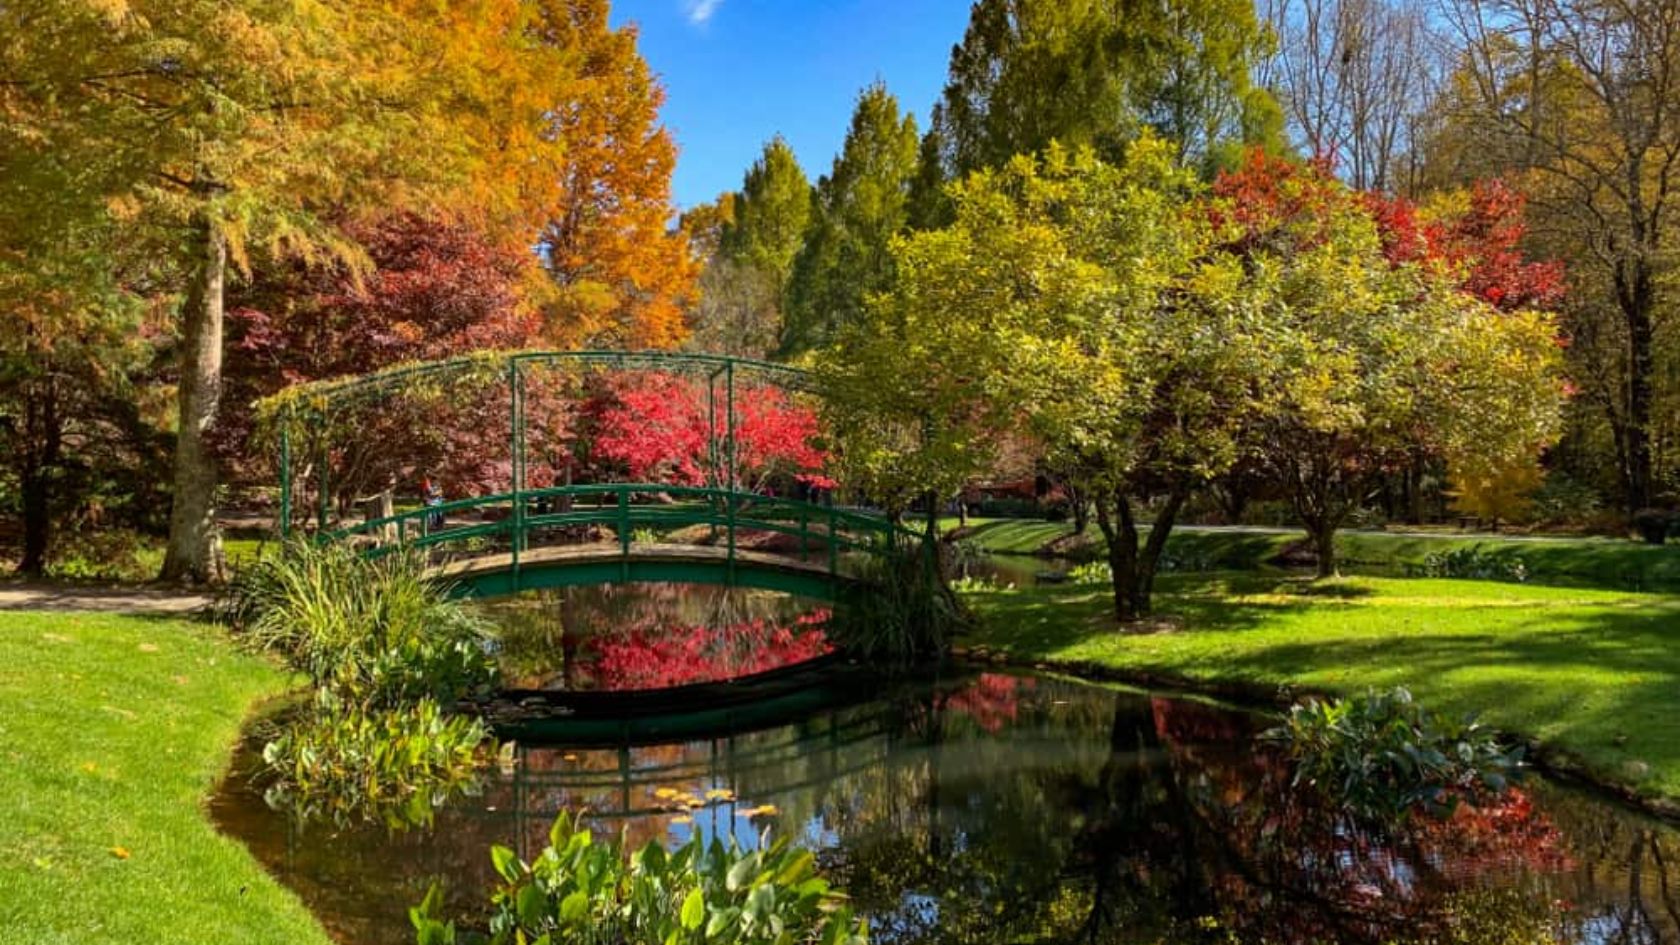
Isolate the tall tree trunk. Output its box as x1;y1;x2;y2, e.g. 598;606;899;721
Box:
18;473;50;578
161;221;228;584
1620;255;1656;514
16;371;60;578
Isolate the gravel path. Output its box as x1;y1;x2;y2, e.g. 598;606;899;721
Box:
0;583;215;615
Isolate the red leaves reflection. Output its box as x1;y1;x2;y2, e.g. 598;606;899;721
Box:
587;610;833;690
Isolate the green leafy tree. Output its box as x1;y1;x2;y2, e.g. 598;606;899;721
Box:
923;0;1283;186
783;83;921;355
719;137;813;343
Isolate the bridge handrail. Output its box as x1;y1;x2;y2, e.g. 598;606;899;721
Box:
320;482;920;582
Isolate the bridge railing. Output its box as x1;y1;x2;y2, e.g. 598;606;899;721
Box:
321;482;911;582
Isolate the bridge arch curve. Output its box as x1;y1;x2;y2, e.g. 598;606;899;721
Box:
258;350;911;596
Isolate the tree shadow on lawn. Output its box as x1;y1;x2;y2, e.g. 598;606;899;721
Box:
966;572;1342;653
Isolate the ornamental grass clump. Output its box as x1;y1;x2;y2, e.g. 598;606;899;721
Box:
410;810;868;945
1266;687;1524;826
225;542;499;825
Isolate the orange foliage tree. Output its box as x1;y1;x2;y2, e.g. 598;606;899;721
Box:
531;0;697;349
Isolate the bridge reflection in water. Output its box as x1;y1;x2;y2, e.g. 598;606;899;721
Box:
214;665;1680;945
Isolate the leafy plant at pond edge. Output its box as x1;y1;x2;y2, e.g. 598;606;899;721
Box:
223;541;498;824
1265;687;1524;826
224;541;498;706
827;540;967;666
410;810;868;945
262;693;489;829
1405;546;1529;583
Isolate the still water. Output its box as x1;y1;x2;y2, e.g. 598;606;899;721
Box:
214;585;1680;945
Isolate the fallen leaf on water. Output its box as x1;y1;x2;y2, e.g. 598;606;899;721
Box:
109;847;130;860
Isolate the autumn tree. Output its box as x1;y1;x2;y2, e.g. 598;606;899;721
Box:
683;194;781;358
1211;151;1565;575
0;140;164;574
783;83;921;355
1435;0;1680;514
0;0;576;582
533;0;697;350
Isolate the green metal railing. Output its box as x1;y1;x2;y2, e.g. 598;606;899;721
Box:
319;482;911;586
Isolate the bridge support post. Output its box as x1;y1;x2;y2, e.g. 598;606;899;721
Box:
508;359;524;588
279;426;291;539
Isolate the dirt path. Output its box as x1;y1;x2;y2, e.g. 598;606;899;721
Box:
0;583;214;615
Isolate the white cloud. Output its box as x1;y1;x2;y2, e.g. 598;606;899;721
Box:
684;0;722;25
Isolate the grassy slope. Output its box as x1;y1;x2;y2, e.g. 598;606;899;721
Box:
950;517;1680;592
963;573;1680;799
0;611;332;945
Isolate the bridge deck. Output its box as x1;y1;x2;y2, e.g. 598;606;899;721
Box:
429;541;836;583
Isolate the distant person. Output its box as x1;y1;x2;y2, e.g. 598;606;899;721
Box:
422;477;444;531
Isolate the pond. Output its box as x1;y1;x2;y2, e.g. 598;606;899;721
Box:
214;584;1680;945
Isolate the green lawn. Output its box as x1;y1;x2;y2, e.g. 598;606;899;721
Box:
0;611;332;945
962;573;1680;800
950;517;1680;592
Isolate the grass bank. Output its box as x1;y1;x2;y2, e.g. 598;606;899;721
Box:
961;573;1680;804
950;517;1680;593
0;611;332;945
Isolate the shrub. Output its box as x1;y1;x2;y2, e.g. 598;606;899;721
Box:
225;541;498;706
1265;687;1524;826
1067;560;1112;584
410;811;868;945
1407;546;1528;583
262;694;490;829
1631;508;1672;545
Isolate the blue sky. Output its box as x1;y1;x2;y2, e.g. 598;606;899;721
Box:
610;0;973;210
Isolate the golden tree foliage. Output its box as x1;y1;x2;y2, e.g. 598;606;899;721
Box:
531;0;697;349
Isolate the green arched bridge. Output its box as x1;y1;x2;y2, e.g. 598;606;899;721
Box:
265;350;913;598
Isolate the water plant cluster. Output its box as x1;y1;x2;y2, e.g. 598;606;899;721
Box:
1406;546;1530;583
828;540;969;666
226;542;499;826
410;811;868;945
1266;687;1525;825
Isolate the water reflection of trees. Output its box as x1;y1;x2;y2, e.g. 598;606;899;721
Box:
215;673;1680;945
478;584;830;690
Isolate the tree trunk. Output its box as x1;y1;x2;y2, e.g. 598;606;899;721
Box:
16;370;60;578
1620;256;1656;514
1095;487;1188;623
161;221;228;584
1308;518;1338;579
18;473;50;578
1095;489;1142;623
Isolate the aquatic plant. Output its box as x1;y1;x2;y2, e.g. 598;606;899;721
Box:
826;539;968;666
1406;546;1529;583
1266;687;1524;825
262;693;489;829
224;541;498;824
411;810;868;945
